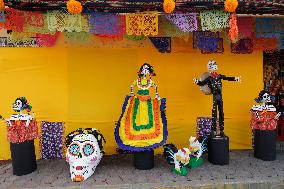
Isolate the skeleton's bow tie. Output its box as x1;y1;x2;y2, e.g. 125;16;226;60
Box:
210;72;219;78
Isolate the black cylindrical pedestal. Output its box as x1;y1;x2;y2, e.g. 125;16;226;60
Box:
10;140;37;176
254;129;276;161
134;150;154;170
208;136;229;165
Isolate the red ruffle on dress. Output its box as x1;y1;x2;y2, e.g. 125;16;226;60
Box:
250;111;277;130
7;120;38;143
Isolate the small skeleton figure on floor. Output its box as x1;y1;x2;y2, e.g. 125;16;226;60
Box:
193;60;241;137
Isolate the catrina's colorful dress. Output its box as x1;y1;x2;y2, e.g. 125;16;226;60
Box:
7;118;38;143
115;79;168;152
250;110;277;130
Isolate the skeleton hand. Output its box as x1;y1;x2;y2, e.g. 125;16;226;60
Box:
275;112;281;120
193;78;199;84
155;85;160;100
7;120;11;127
255;112;260;120
235;76;241;82
26;120;30;127
155;94;161;100
130;85;134;96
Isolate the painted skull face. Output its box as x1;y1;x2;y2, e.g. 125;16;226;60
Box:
141;65;150;76
66;134;102;182
13;100;23;112
262;93;271;103
207;60;218;71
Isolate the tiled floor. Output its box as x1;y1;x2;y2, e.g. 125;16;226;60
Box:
0;150;284;189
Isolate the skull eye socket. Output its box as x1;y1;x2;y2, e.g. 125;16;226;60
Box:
69;143;80;156
83;143;94;156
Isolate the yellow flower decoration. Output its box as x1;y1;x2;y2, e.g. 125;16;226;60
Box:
163;0;175;14
224;0;238;13
67;0;82;14
0;0;5;10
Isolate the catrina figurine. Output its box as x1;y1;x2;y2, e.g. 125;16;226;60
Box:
115;63;168;152
1;97;38;143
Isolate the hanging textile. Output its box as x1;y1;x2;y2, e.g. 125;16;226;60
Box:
125;35;145;41
253;38;278;52
81;14;90;32
159;16;188;38
24;11;44;32
149;37;171;53
36;32;60;47
164;13;198;32
199;37;224;54
47;11;84;32
92;35;146;48
126;12;158;36
0;37;6;46
196;117;219;139
237;17;253;38
0;10;5;23
89;12;125;37
193;31;219;49
256;18;283;38
2;32;37;47
24;13;52;34
200;10;229;31
63;32;92;46
4;8;25;32
8;32;36;43
40;122;65;159
231;38;253;54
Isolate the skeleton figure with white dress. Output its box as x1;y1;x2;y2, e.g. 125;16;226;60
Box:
194;61;241;137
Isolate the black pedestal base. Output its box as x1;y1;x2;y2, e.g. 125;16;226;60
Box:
208;136;229;165
10;140;37;176
254;129;276;161
134;150;154;170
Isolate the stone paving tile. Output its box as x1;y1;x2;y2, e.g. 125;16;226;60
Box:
0;150;284;189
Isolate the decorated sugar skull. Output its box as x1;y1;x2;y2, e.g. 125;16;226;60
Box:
207;60;218;72
13;97;32;113
65;128;105;182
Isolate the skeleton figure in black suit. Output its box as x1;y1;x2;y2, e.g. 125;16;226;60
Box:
194;60;241;137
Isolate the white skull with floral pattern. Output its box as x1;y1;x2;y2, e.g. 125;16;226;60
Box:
66;133;103;182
